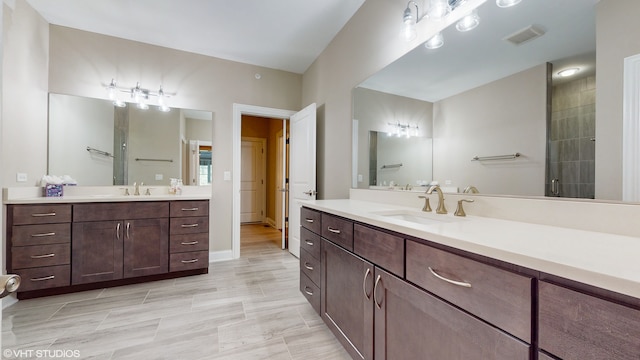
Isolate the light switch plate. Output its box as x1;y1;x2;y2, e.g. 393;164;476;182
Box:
224;171;231;181
155;174;163;180
16;173;27;182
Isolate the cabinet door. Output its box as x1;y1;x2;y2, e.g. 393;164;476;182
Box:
374;267;530;360
322;239;373;360
72;221;124;284
124;218;168;278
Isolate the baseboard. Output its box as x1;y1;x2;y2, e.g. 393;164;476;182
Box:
2;293;19;309
265;217;276;228
209;250;234;262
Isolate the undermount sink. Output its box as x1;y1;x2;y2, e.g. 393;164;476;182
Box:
370;209;463;226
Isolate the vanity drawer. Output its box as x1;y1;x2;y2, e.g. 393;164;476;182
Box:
406;240;532;342
73;203;129;222
539;281;640;359
11;204;72;225
300;248;321;287
15;265;70;292
300;207;321;234
170;200;209;218
300;227;321;260
170;233;209;253
12;244;71;269
321;213;354;251
170;217;209;235
354;224;404;278
129;201;169;219
300;271;321;315
169;251;209;272
11;223;71;246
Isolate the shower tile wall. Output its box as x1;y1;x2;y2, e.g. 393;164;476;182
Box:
550;75;596;198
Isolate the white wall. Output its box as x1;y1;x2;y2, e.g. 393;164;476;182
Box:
49;94;115;185
432;64;547;196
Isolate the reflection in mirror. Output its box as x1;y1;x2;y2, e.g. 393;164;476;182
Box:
353;0;598;198
48;93;212;186
369;131;433;189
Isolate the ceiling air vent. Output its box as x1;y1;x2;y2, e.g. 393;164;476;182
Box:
503;25;546;46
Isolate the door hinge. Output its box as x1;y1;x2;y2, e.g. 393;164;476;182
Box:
285;216;289;222
285;178;289;184
286;138;290;145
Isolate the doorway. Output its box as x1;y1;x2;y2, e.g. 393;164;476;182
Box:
233;104;295;259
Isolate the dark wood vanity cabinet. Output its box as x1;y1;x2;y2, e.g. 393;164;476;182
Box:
6;199;209;298
538;281;640;359
299;207;322;314
72;202;169;284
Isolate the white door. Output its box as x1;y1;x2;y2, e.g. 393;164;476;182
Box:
288;103;317;258
240;138;266;223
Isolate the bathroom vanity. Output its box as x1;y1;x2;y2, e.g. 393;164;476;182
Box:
4;190;210;299
300;199;640;360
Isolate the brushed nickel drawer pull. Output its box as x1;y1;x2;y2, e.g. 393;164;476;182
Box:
181;224;199;228
181;259;199;264
30;253;55;259
304;240;314;246
116;223;121;240
428;267;472;288
126;222;131;239
304;262;314;271
363;268;372;300
31;232;56;237
31;275;55;282
305;218;314;223
373;275;383;309
31;212;56;217
304;286;314;296
182;207;199;211
327;227;341;234
181;241;199;245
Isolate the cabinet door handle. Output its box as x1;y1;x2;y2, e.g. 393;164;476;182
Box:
181;241;199;245
126;222;131;239
31;232;56;237
373;274;383;309
181;207;199;211
116;223;121;240
327;227;341;234
31;275;55;282
305;218;314;223
304;262;314;271
181;224;199;228
428;267;472;288
181;259;199;264
363;268;372;300
30;253;55;259
31;212;56;217
304;286;314;296
304;240;314;246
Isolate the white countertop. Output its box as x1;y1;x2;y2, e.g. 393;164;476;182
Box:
301;199;640;299
3;186;211;204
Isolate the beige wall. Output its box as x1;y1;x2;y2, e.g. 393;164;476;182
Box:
433;64;547;196
595;0;640;200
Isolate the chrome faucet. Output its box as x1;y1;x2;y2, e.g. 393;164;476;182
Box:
463;185;479;194
426;185;447;214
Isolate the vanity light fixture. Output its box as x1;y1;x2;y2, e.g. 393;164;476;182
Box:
558;68;580;77
388;122;419;138
427;0;451;20
401;1;425;41
104;79;175;111
425;32;445;49
496;0;522;8
456;9;480;32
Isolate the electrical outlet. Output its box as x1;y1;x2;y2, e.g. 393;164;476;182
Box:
445;179;452;185
224;171;231;181
358;174;363;182
155;174;163;180
16;173;27;182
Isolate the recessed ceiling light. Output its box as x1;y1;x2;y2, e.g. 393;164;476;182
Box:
558;68;580;77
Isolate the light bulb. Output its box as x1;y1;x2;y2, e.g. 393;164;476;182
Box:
427;0;450;20
425;33;444;49
456;10;480;32
401;6;417;41
496;0;522;8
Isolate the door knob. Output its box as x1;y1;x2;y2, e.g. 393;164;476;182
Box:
0;274;21;298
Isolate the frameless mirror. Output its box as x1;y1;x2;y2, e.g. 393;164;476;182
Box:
353;0;598;197
48;93;213;187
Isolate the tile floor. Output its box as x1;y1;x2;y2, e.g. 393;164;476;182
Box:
1;224;350;360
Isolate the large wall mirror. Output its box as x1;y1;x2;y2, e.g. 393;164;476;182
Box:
48;93;213;187
353;0;602;198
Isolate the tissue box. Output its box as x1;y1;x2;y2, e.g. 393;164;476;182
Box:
43;183;63;197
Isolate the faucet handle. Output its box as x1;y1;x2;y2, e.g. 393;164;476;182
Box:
454;199;474;217
418;195;432;212
122;188;130;196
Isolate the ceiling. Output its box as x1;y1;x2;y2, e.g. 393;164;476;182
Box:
26;0;366;74
359;0;598;102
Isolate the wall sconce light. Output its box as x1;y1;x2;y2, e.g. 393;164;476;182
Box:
104;79;175;111
388;122;419;138
401;1;425;42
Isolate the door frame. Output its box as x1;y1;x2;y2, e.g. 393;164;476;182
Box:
232;104;295;259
